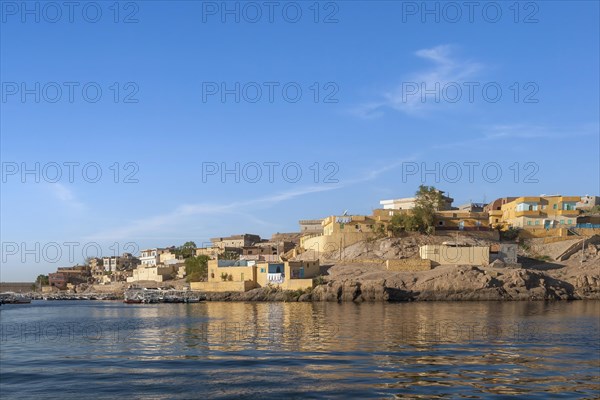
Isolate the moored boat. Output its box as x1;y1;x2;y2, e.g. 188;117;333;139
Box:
0;292;32;304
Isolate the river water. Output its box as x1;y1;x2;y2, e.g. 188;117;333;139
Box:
1;300;598;399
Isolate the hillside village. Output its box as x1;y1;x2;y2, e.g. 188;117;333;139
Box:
33;187;600;300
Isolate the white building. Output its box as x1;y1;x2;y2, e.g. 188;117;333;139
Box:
139;248;166;266
380;191;454;211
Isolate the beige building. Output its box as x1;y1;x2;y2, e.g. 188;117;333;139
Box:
191;259;319;292
485;197;518;228
434;211;489;231
127;264;176;283
160;251;177;264
577;195;600;210
301;214;387;256
102;253;139;272
299;219;324;234
210;234;261;250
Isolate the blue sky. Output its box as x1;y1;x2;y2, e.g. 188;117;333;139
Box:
1;1;599;281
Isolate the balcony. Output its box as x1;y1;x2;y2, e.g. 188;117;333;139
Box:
555;209;579;216
515;210;543;217
267;273;285;283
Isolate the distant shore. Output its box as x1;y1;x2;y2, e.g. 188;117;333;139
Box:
11;261;596;303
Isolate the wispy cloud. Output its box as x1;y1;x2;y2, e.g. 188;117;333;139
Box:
85;185;343;241
432;122;599;149
354;44;483;118
86;155;419;241
46;183;85;211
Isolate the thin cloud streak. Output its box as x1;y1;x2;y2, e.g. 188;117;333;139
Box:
46;183;86;211
432;123;599;149
354;44;483;118
86;154;420;241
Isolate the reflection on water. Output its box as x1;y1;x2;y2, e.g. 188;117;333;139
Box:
1;301;599;399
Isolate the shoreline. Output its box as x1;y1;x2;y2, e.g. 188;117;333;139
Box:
14;262;598;303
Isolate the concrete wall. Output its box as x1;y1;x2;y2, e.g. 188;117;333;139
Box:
160;252;176;263
519;228;570;238
191;281;257;292
301;232;374;255
281;279;314;291
128;266;175;283
420;245;490;265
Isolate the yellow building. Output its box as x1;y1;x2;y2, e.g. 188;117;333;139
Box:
499;195;580;229
159;252;177;263
434;211;489;231
301;214;390;255
191;259;319;292
127;265;176;283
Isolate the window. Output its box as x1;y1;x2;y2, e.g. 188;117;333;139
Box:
260;268;265;273
560;220;564;224
567;219;572;224
553;204;557;210
535;220;540;225
438;221;444;226
527;221;532;225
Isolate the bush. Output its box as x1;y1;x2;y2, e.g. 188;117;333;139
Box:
185;255;209;281
313;275;325;286
186;272;204;283
501;227;520;241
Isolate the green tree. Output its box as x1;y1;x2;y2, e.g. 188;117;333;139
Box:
36;274;49;287
185;255;209;282
388;186;444;235
181;241;197;258
412;185;444;233
389;213;418;235
220;251;240;260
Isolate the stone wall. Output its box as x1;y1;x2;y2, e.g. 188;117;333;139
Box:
0;282;33;292
385;259;433;271
191;281;257;292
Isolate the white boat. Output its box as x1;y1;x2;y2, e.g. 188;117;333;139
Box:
0;292;32;304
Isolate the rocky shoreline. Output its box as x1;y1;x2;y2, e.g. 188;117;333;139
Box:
200;262;600;303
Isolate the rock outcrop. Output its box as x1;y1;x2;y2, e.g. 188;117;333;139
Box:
310;263;600;302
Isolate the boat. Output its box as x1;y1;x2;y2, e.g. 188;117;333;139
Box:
0;292;32;304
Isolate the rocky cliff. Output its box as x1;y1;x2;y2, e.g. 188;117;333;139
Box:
309;263;599;302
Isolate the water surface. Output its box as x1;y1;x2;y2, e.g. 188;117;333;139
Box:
1;301;599;398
